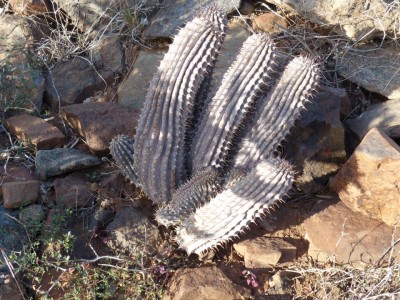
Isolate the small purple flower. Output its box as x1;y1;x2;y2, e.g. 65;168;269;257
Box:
242;270;259;288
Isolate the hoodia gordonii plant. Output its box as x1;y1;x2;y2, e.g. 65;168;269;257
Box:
111;8;321;255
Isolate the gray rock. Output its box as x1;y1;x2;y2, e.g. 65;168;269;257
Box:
0;14;47;112
347;99;400;140
35;148;101;180
143;0;242;38
285;86;346;193
337;44;400;99
19;204;45;237
0;206;26;262
44;57;114;111
106;206;161;258
265;0;399;41
118;51;165;109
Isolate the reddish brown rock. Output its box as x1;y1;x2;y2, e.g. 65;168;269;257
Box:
44;57;112;111
0;166;36;200
2;181;40;209
234;237;297;268
61;102;140;153
54;172;93;208
10;0;51;15
252;13;287;33
163;266;251;300
4;114;64;150
330;128;400;226
304;199;400;267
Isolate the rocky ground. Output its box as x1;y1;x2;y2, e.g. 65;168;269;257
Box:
1;0;400;299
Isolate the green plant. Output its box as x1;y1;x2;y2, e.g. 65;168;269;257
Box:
7;206;167;299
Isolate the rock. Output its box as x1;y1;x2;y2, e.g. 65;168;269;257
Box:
143;0;242;38
209;22;249;91
0;166;36;201
265;0;399;40
252;13;288;34
285;85;346;193
54;0;159;38
330;86;351;119
4;114;65;150
267;270;296;298
106;206;161;258
304;198;400;266
234;237;297;268
90;36;125;76
163;266;251;300
0;273;24;300
337;44;400;99
54;172;93;208
35;148;102;180
2;181;40;209
10;0;50;15
330;128;400;226
347;99;400;140
0;206;26;260
239;1;254;15
19;204;45;236
44;57;113;111
0;14;47;112
61;102;140;153
118;51;165;109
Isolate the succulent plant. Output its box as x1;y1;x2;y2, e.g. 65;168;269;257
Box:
111;7;321;255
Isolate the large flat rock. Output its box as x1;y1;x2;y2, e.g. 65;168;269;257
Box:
304;199;400;267
61;102;140;153
337;44;400;99
330;128;400;226
4;114;65;150
35;148;101;180
143;0;242;38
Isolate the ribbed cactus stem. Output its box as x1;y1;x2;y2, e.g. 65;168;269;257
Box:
234;55;321;171
189;33;278;175
155;167;223;227
109;135;138;185
175;158;295;255
133;9;227;204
